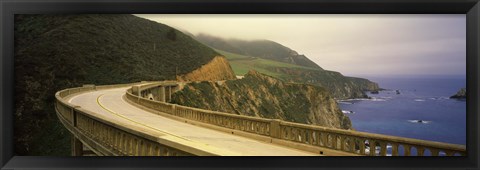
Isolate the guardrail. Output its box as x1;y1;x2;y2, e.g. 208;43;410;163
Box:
55;82;227;156
127;81;466;156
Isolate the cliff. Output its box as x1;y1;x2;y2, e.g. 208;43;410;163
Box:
275;67;380;99
171;70;352;130
192;33;381;98
176;56;236;81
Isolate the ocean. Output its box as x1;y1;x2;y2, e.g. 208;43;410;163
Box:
338;75;466;153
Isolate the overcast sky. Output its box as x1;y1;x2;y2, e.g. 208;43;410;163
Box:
136;14;466;77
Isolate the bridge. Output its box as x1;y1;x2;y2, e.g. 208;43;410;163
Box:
55;81;466;156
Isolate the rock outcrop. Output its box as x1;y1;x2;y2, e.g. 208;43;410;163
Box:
176;56;236;81
450;88;466;99
171;70;352;130
274;67;380;99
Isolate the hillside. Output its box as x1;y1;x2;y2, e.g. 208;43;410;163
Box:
274;67;379;99
14;14;235;155
217;49;379;99
195;34;322;69
171;70;352;129
218;49;319;78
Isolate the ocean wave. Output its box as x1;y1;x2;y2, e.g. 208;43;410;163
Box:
414;99;426;102
339;97;387;102
408;120;431;124
364;146;393;156
364;147;381;155
342;110;355;114
338;101;354;105
428;97;450;100
371;98;387;102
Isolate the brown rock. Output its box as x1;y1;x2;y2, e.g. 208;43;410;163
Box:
171;70;352;130
176;56;236;82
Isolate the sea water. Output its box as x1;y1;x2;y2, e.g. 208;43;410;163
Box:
338;75;466;155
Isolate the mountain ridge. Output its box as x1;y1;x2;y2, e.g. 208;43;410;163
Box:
195;33;323;69
192;33;380;99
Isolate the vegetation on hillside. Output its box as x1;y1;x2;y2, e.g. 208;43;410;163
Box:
217;49;379;99
14;14;228;155
195;34;323;69
218;49;319;78
194;33;380;99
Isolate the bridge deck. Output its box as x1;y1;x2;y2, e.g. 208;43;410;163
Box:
68;87;318;156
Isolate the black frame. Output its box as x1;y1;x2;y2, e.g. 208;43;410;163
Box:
1;0;479;169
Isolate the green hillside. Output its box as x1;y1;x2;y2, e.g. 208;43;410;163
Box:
195;34;322;69
217;49;380;99
217;49;319;78
14;14;226;155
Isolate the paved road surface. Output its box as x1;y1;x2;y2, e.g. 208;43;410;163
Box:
68;87;317;156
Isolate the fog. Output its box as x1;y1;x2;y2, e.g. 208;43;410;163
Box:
136;14;466;77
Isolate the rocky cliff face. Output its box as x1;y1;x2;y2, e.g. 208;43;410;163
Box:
171;70;352;130
176;56;236;81
274;67;380;99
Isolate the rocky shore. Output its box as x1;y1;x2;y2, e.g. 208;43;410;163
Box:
450;88;466;99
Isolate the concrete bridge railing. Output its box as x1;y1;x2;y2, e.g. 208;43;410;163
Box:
127;81;467;156
55;82;232;156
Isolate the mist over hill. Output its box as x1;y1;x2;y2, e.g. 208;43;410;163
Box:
195;33;323;69
14;14;235;155
192;34;380;99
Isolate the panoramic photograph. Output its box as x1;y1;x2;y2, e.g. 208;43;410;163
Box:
14;14;466;156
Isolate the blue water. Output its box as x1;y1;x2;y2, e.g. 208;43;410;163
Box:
339;76;466;146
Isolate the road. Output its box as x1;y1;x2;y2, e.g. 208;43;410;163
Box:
67;87;317;156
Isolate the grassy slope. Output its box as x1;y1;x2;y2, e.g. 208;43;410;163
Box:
195;34;322;69
14;14;225;155
217;49;379;99
216;49;319;78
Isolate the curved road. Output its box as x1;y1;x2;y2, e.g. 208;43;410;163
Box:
67;87;317;156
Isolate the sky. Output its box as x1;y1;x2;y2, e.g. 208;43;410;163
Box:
136;14;466;77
